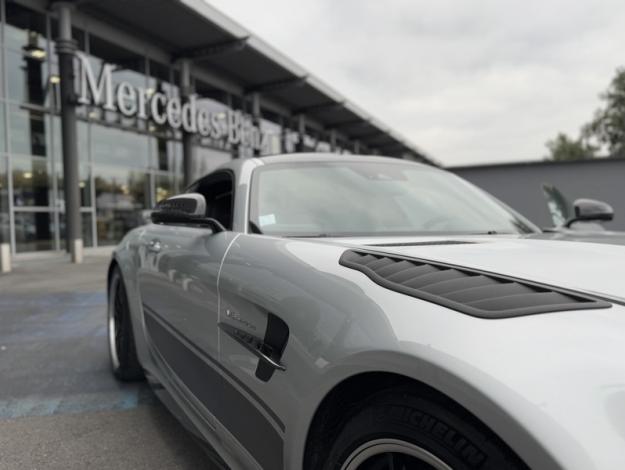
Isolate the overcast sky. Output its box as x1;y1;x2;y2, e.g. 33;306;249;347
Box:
207;0;625;166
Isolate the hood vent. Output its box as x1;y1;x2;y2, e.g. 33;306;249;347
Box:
339;249;611;318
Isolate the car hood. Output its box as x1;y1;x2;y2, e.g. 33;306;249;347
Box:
313;235;625;302
533;229;625;245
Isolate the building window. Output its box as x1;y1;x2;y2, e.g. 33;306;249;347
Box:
94;165;148;245
154;172;176;204
260;118;282;155
192;146;231;182
60;212;94;248
56;163;92;207
148;59;178;99
91;123;149;168
52;116;89;162
150;133;181;173
0;156;9;244
88;34;147;89
8;104;50;157
5;47;49;106
12;154;52;207
14;211;54;252
4;3;48;53
0;104;6;153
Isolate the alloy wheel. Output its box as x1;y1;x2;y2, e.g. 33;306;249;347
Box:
341;438;453;470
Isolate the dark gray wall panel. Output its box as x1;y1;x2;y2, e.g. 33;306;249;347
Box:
450;159;625;230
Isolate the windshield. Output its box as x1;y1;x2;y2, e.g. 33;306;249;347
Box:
250;161;538;237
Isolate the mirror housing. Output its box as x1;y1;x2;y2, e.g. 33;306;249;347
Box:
151;193;226;232
565;198;614;227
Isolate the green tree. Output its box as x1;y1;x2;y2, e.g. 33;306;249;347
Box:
545;132;595;161
583;67;625;158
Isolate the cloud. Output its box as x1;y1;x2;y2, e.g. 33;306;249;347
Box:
206;0;625;165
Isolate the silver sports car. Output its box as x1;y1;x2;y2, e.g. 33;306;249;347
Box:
107;154;625;470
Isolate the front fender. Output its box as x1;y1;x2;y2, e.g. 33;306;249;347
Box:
221;234;625;470
108;227;154;373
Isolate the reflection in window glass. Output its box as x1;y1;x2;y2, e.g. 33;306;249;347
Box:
0;158;9;244
59;212;94;248
91;124;149;168
315;140;332;153
154;173;176;203
9;105;49;157
12;155;52;207
148;60;177;98
14;211;54;252
88;36;146;89
195;97;230;151
253;163;536;236
4;3;48;53
150;134;181;172
57;164;91;207
192;147;231;182
0;56;3;100
48;61;61;110
260;118;282;155
5;48;49;105
53;117;88;161
0;104;5;152
95;165;148;245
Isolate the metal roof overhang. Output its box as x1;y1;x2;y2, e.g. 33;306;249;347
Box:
66;0;435;164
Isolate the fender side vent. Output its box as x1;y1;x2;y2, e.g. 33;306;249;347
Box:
339;249;611;318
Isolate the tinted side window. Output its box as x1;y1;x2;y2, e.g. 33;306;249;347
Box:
194;172;234;230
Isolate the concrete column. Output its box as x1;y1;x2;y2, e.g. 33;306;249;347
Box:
279;116;289;153
329;129;337;152
226;94;239;159
353;140;361;154
54;2;82;263
296;114;306;152
0;243;11;273
180;59;194;187
251;92;261;156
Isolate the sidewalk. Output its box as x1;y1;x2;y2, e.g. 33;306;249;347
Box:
0;252;220;469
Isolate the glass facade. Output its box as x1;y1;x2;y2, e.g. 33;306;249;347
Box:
0;0;355;254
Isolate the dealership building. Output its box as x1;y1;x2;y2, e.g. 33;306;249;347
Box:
0;0;431;259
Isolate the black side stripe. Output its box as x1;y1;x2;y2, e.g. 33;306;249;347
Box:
142;303;285;432
143;308;284;470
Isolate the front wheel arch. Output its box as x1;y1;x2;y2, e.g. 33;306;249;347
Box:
303;372;526;470
107;257;121;297
107;263;144;381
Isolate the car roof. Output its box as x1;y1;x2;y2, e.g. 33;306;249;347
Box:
212;153;434;179
256;153;430;166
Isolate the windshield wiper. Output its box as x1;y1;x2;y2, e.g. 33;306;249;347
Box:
288;233;332;238
474;230;515;235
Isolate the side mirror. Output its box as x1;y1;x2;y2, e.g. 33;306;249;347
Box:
565;198;614;227
151;193;225;232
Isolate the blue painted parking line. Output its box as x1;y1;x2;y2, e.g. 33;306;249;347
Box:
0;387;155;419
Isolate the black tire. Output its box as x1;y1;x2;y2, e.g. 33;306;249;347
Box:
108;267;144;381
320;387;528;470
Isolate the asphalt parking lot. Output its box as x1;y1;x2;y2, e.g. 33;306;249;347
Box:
0;251;220;469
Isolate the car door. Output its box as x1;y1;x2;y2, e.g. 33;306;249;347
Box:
137;170;239;433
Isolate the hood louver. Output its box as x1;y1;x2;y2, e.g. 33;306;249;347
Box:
339;250;611;318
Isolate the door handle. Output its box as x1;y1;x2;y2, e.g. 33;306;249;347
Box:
146;239;161;253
